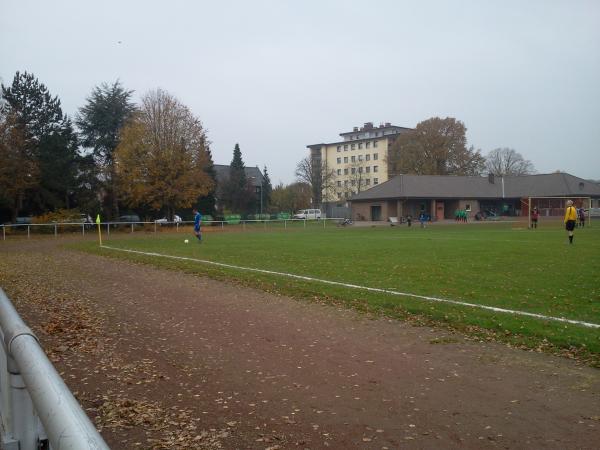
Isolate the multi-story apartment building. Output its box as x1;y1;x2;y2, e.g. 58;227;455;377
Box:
307;122;412;204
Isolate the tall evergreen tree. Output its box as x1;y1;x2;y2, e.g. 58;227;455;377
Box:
262;165;272;213
1;71;79;214
196;146;217;216
76;80;135;219
221;143;253;213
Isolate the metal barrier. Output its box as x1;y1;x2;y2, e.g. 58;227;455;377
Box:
0;288;109;450
1;218;346;240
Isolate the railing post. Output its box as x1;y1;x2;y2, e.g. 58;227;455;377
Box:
27;226;30;239
154;222;157;233
221;221;224;229
54;224;57;238
2;225;5;241
5;354;38;450
82;224;85;236
0;289;109;450
243;221;246;231
106;223;110;236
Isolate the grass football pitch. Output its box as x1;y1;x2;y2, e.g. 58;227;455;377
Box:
76;220;600;361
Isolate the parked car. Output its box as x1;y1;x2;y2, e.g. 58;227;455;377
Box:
155;214;182;225
118;214;141;223
293;209;322;220
15;216;33;224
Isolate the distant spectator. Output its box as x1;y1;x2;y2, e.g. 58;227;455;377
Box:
174;214;182;224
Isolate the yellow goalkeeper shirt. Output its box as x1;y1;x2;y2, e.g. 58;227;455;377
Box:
564;206;577;223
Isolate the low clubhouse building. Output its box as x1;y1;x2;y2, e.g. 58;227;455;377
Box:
349;172;600;221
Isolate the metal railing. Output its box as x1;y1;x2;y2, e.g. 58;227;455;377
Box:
0;288;109;450
0;218;346;240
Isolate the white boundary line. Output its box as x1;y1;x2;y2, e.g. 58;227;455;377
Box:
100;245;600;329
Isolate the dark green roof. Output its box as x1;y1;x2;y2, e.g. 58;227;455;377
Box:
350;173;600;201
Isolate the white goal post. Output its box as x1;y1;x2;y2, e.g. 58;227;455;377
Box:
525;196;592;229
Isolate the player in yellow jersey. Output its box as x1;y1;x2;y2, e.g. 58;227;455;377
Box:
564;200;577;244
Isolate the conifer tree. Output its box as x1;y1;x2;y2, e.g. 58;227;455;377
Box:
221;143;253;213
77;81;135;218
262;165;272;212
1;71;79;214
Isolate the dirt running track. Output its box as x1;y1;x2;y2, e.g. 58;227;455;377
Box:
0;238;598;449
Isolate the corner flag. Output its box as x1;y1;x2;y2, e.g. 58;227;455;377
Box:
96;214;102;246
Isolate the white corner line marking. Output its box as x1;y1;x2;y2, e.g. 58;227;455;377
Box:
100;245;600;329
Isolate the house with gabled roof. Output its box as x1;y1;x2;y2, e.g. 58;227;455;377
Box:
349;172;600;221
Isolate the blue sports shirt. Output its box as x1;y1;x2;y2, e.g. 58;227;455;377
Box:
194;212;202;229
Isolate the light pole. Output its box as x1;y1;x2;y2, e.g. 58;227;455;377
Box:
256;166;263;216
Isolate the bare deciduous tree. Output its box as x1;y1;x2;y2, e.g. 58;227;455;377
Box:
295;156;336;207
485;148;535;176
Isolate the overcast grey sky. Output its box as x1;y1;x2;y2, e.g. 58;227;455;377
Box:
2;0;599;184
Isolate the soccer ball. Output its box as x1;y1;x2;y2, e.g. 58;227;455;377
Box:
184;239;189;244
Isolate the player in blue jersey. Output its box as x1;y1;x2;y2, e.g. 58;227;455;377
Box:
193;208;202;242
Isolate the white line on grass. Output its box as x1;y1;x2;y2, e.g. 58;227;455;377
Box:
101;245;600;329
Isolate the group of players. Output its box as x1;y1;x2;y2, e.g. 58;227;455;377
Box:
190;202;586;245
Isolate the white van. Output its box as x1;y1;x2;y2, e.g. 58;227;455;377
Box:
293;209;322;220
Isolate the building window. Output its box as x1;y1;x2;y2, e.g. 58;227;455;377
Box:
344;156;348;163
373;141;378;148
350;179;355;186
338;193;343;199
344;144;348;151
358;143;363;149
374;178;379;185
344;180;348;187
358;154;363;161
366;154;370;161
373;153;378;160
351;167;356;174
374;165;379;173
351;143;355;150
351;155;356;162
337;145;341;152
366;179;371;185
344;168;348;175
366;142;371;149
337;169;341;175
366;166;371;173
337;180;341;187
358;167;363;173
337;157;341;164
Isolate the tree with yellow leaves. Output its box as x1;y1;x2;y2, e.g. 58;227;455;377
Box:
114;89;213;219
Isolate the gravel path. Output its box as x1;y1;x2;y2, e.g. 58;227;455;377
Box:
0;238;598;449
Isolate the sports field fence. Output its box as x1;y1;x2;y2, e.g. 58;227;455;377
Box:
0;218;348;241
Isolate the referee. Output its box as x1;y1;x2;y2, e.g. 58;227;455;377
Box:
564;200;577;244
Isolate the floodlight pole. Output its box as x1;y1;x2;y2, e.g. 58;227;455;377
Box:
257;166;263;216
